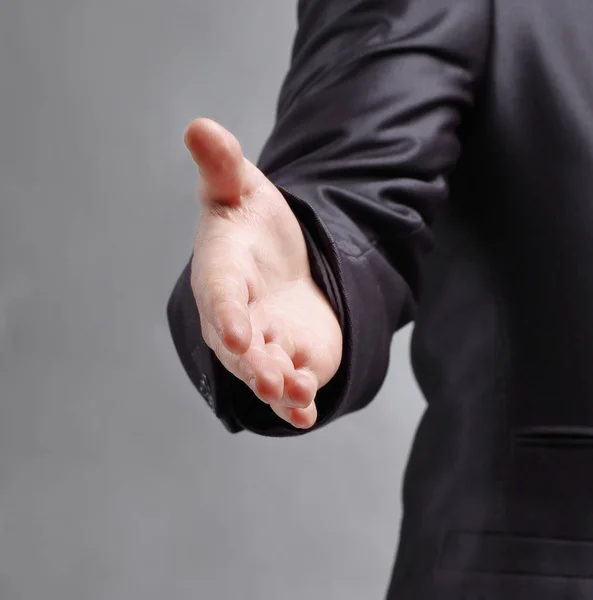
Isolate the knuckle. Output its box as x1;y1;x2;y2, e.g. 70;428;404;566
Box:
235;354;255;386
208;277;242;306
199;321;215;350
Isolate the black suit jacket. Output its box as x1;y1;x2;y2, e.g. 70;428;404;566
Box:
167;0;593;597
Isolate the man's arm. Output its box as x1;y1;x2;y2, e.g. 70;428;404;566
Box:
167;0;492;435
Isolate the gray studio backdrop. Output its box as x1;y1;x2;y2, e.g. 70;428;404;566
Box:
0;1;424;599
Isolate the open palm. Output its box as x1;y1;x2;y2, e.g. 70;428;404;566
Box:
186;118;343;429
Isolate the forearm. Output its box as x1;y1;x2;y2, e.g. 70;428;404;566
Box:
167;0;492;436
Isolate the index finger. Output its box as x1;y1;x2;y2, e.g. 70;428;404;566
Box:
191;258;252;355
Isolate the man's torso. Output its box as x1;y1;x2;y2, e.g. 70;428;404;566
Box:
390;1;593;598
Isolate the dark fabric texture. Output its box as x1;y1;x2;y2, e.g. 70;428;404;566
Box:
167;0;593;597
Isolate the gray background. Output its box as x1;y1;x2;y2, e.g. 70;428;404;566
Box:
0;1;424;599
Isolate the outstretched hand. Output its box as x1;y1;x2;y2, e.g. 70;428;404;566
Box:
186;118;343;429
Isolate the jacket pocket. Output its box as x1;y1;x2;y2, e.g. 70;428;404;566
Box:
514;426;593;449
504;426;593;542
440;531;593;579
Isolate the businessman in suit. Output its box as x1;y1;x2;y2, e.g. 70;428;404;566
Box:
168;0;593;597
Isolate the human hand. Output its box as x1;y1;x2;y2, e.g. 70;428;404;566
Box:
186;118;343;429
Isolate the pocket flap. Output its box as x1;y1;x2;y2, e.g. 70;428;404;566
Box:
440;531;593;579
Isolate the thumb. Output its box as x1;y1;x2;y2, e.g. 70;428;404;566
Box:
184;118;258;206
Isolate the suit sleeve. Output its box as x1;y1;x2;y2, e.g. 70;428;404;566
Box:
167;0;492;436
